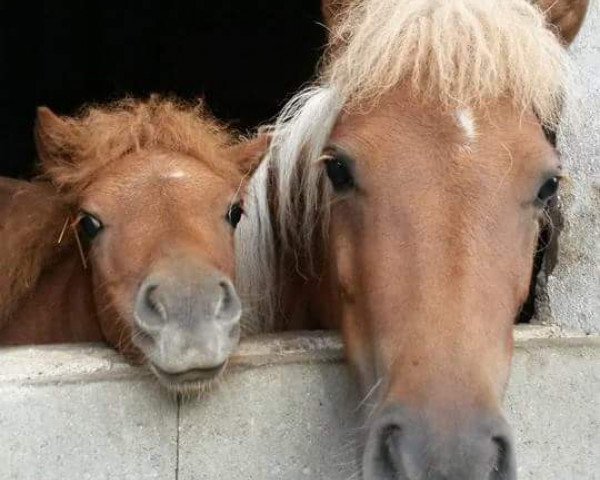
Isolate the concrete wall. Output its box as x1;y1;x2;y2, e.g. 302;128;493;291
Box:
548;0;600;333
1;327;599;480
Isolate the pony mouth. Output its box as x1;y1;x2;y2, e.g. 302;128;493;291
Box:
149;361;227;388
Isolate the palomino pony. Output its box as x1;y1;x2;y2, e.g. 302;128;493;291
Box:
0;97;268;391
238;0;589;478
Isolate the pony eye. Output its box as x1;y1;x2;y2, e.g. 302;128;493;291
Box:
79;212;103;239
227;202;244;228
536;177;560;205
325;155;355;191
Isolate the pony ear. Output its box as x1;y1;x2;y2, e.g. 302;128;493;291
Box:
228;133;271;178
535;0;589;45
34;107;77;179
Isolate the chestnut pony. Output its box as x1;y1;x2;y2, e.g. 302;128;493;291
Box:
0;97;268;391
238;0;589;478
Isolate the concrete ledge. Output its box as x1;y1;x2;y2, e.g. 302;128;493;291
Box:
0;325;587;383
1;326;599;479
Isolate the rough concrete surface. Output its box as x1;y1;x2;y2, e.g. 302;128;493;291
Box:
0;380;177;480
179;363;362;480
550;0;600;333
508;337;600;480
0;329;598;480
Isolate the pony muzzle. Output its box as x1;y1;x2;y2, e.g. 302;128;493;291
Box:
132;263;241;385
363;404;516;480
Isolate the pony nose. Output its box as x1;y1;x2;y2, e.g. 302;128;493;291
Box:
134;275;241;332
132;267;242;376
363;405;516;480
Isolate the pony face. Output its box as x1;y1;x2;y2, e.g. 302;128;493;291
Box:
77;152;246;389
323;89;560;478
35;100;268;392
246;0;589;477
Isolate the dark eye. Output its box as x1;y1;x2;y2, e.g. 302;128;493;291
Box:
325;155;355;192
78;212;103;239
536;176;560;205
227;202;244;228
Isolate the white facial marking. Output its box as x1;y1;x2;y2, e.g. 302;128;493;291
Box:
163;169;187;180
455;109;477;142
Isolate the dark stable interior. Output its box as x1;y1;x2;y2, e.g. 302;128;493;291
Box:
0;1;326;178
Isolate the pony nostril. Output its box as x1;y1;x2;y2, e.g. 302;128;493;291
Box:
145;286;162;315
218;281;231;307
382;425;403;475
368;424;407;480
214;279;241;322
491;435;513;479
485;415;516;479
135;283;167;330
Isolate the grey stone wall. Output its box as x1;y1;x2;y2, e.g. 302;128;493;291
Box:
1;328;599;480
547;1;600;333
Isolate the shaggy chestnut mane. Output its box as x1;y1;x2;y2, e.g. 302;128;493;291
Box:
37;96;235;194
0;181;71;323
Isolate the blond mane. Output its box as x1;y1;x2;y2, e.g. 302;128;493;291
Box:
38;96;235;194
237;0;571;329
324;0;569;125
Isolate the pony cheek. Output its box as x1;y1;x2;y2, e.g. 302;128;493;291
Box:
331;249;379;388
89;254;139;336
340;309;378;391
330;226;358;293
90;272;143;364
100;317;144;364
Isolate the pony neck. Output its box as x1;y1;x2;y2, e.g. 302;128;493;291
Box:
0;247;104;345
275;227;339;331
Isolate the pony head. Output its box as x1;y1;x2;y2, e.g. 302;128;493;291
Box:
35;97;268;391
241;0;589;477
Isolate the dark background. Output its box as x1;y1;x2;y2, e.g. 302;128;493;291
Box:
0;1;327;178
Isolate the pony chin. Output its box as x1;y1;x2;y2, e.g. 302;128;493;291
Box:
148;360;229;397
